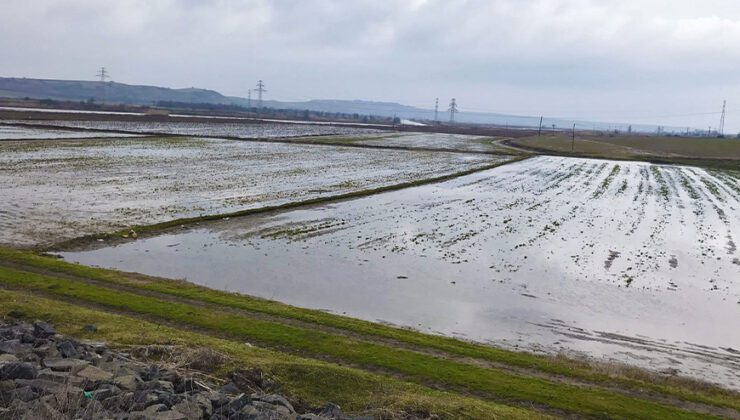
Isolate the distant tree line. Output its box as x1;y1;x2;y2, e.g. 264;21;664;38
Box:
154;101;398;124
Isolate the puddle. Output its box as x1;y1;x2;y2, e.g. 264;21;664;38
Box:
61;156;740;389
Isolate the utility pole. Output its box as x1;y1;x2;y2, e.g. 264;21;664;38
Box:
571;124;576;152
448;98;458;123
96;67;109;82
255;80;267;109
434;98;439;123
247;89;252;109
719;100;726;136
538;116;543;136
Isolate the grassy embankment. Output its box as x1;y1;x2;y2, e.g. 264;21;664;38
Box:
509;135;740;170
0;247;737;419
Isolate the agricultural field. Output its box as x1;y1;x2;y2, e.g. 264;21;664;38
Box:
512;134;740;161
62;156;740;390
0;123;141;140
289;132;515;153
5;119;383;138
0;135;505;247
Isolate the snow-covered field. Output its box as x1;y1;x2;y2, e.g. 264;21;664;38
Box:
62;156;740;389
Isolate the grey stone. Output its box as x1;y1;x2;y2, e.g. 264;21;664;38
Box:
251;400;296;418
15;378;83;396
171;399;202;419
101;391;134;411
57;340;79;358
83;324;98;333
220;381;240;395
253;393;295;413
9;385;39;402
79;399;106;420
226;393;252;413
0;354;18;362
0;362;38;380
317;403;345;419
43;357;89;372
144;403;168;414
38;367;76;384
0;340;24;355
76;364;114;382
114;374;141;391
142;380;175;393
153;411;189;420
33;322;55;338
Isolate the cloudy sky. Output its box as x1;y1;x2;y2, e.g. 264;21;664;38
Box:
2;0;740;131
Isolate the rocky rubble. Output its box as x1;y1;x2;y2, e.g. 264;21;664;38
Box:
0;321;366;419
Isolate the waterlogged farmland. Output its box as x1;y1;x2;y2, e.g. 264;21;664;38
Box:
63;157;740;389
0;124;141;140
291;132;512;153
0;136;501;247
7;119;382;139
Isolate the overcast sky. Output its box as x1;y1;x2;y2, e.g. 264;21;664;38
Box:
2;0;740;131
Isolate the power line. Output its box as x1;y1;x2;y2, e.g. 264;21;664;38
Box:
96;67;109;83
448;98;458;123
247;89;252;108
255;80;267;108
719;99;726;136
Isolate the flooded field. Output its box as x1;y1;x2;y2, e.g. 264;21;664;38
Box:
61;156;740;389
0;136;501;247
292;132;512;153
6;119;382;139
0;124;140;140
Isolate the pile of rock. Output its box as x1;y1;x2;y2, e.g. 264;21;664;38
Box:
0;321;363;419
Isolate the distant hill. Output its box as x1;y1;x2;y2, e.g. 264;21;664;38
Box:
0;77;230;105
0;76;677;133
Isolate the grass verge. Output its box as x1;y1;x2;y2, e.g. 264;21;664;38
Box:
0;261;731;419
0;288;541;419
1;247;737;414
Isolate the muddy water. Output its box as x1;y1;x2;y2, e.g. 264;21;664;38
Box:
61;156;740;389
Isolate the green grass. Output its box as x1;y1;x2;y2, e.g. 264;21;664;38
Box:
0;263;726;419
510;135;740;170
0;288;539;419
593;165;621;198
1;247;738;413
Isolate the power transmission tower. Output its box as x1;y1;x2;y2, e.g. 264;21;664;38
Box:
96;67;109;82
255;80;267;109
719;100;726;136
538;116;543;136
448;98;458;123
434;98;439;123
247;89;252;108
571;124;576;152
